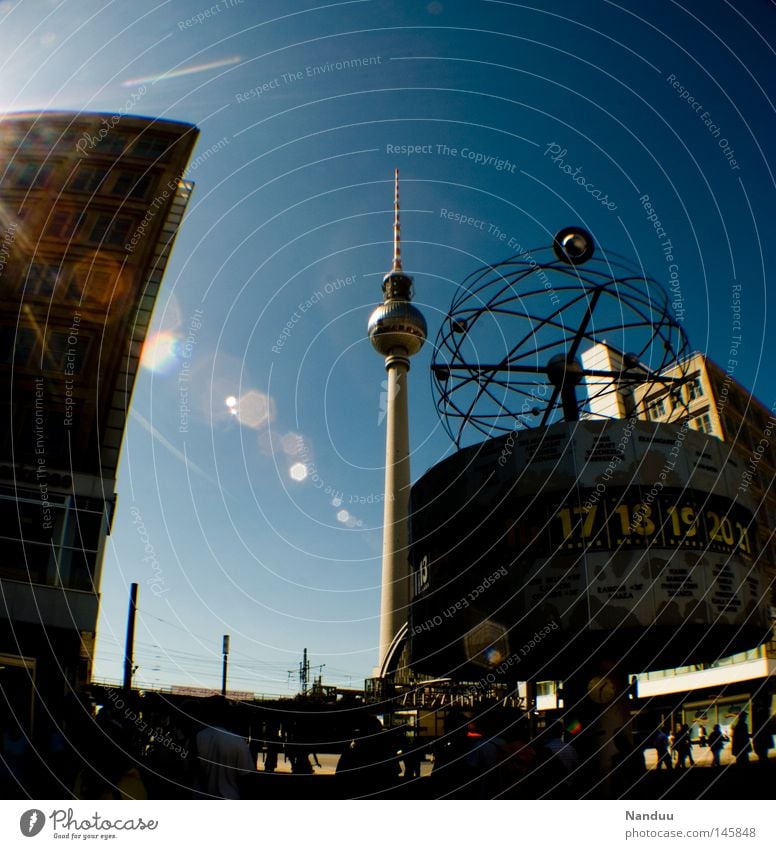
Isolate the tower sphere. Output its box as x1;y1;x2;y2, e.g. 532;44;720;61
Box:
368;293;427;357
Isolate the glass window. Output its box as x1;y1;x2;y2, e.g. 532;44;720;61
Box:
89;214;134;247
89;215;111;244
692;412;712;434
43;331;88;374
111;171;153;200
26;263;61;296
686;376;704;402
94;132;128;155
0;493;100;591
0;495;58;584
128;135;170;160
645;395;666;419
46;210;81;240
11;161;52;189
69;166;108;193
0;326;36;365
105;216;133;246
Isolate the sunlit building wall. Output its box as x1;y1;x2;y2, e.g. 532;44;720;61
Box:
637;352;776;597
573;348;776;732
0;112;198;730
581;345;775;602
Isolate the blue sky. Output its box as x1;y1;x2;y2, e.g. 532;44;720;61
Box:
1;0;773;694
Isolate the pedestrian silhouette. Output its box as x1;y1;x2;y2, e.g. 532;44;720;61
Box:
707;724;727;767
731;713;751;765
674;724;693;769
653;726;672;771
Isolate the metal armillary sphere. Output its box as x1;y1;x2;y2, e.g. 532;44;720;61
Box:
432;227;691;448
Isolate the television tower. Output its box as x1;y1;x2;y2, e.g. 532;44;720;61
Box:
368;170;427;672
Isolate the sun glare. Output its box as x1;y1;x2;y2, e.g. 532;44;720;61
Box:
140;331;178;372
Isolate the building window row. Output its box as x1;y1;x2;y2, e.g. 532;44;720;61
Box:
23;261;118;305
642;374;704;421
1;160;55;190
2;161;157;202
1;123;174;161
0;492;102;591
88;214;135;247
42;208;141;250
67;165;154;201
0;324;89;374
92;132;173;161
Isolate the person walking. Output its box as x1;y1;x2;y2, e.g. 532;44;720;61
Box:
708;724;727;767
195;698;255;799
731;713;752;765
674;724;692;769
752;716;774;764
653;726;672;771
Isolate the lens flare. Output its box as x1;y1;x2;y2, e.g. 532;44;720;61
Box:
289;462;307;481
141;331;178;372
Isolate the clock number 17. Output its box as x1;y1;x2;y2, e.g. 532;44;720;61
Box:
556;504;598;540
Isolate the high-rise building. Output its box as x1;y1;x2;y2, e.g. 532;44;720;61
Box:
0;112;198;734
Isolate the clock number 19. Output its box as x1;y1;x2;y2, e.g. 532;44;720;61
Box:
666;505;698;538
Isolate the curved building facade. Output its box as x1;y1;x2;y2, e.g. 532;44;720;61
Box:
0;112;198;735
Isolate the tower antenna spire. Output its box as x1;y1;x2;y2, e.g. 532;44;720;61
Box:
392;167;402;273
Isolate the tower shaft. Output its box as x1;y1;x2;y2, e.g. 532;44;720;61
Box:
368;170;426;676
378;355;412;669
